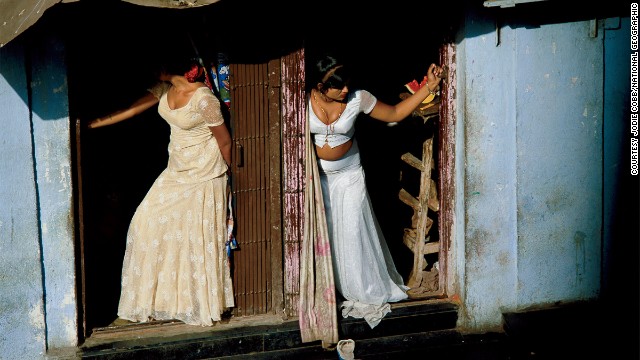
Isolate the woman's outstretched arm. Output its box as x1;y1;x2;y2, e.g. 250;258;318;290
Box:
87;92;159;129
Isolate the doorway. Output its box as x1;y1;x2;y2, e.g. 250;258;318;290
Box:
67;0;456;342
67;1;292;338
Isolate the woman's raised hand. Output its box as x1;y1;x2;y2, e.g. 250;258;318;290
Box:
427;63;446;90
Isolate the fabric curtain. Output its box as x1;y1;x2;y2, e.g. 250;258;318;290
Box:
298;105;339;347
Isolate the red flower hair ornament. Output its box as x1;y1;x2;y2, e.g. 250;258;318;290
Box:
183;61;215;94
184;64;202;83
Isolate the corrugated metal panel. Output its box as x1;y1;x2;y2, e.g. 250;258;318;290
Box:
230;62;274;317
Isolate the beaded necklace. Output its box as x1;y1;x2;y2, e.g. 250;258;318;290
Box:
313;91;345;144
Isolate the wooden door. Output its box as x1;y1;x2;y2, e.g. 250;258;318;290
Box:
228;60;283;317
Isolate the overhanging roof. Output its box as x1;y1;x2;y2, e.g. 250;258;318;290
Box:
0;0;222;48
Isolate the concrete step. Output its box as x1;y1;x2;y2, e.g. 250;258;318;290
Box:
79;301;459;359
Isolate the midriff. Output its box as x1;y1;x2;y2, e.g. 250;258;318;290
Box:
315;140;353;161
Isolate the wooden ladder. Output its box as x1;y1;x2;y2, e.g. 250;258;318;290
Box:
398;135;440;299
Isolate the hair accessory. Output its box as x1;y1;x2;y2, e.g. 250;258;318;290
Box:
321;65;344;83
184;64;200;83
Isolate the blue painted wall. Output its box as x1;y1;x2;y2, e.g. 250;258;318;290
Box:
0;2;632;358
0;37;48;359
0;32;77;358
454;3;631;331
31;33;78;350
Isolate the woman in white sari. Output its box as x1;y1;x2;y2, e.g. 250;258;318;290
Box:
300;54;444;332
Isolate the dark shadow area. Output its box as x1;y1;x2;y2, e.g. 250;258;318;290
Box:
55;0;309;334
50;0;465;336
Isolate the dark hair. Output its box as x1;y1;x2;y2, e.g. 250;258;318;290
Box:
307;54;351;94
157;56;205;81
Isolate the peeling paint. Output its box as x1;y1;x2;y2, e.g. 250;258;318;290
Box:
545;187;569;213
497;251;510;266
63;291;75;306
59;162;71;191
34;333;45;345
29;303;44;329
466;228;489;258
281;50;305;318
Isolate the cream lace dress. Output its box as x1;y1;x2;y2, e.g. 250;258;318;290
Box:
117;83;234;326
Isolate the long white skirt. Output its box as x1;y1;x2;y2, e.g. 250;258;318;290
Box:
318;140;408;328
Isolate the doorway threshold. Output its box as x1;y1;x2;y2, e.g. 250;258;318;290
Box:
82;313;292;350
79;300;458;359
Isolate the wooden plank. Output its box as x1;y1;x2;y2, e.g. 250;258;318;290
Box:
436;44;455;298
400;152;425;171
398;188;421;212
75;119;88;339
281;48;305;318
402;221;437;255
268;57;283;315
428;179;440;212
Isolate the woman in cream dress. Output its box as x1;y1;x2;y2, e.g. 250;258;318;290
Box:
88;56;234;326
